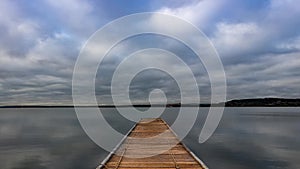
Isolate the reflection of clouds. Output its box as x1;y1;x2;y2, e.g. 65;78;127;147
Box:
184;107;300;169
0;124;22;139
12;157;46;169
0;108;299;169
0;108;106;169
268;148;299;169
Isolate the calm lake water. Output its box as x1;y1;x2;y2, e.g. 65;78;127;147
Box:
0;107;299;169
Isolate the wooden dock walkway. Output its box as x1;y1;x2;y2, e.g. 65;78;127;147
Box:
97;118;208;169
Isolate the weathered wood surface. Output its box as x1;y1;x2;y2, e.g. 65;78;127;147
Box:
97;118;208;169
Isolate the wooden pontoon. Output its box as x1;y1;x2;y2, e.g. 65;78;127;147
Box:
97;118;208;169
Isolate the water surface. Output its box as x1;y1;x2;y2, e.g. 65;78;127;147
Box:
0;107;299;169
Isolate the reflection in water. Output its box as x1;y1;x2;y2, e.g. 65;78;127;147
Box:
0;107;299;169
0;108;108;169
12;156;46;169
180;108;300;169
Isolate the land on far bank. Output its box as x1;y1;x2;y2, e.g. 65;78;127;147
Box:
1;98;300;108
223;98;300;107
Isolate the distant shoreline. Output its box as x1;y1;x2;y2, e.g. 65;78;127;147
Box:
1;98;300;108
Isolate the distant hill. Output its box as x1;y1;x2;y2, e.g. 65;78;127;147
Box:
224;98;300;107
167;98;300;107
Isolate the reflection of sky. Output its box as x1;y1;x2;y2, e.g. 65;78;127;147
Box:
0;108;108;169
182;107;300;169
0;108;299;169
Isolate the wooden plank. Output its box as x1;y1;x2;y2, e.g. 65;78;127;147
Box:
97;118;208;169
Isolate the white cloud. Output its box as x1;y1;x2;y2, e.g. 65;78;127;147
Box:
212;22;262;58
0;32;75;73
277;36;300;51
44;0;97;38
157;0;226;26
0;1;41;56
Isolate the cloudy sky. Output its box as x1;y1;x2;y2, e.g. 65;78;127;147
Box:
0;0;299;105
